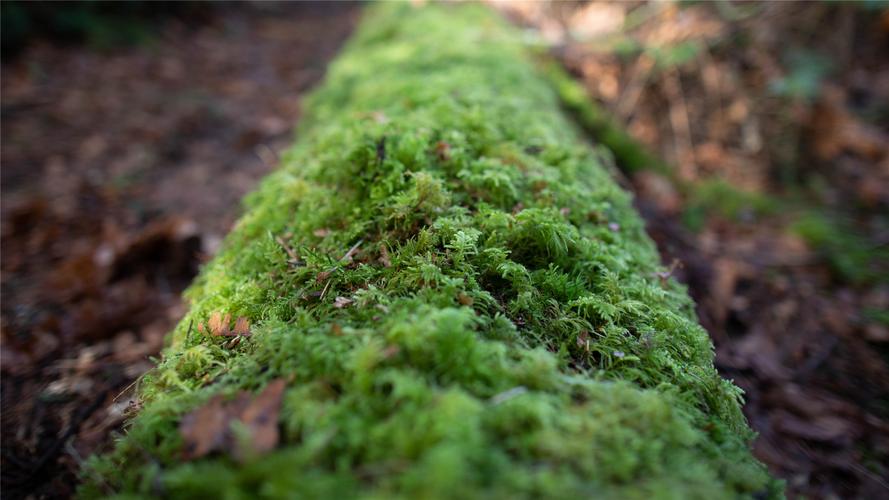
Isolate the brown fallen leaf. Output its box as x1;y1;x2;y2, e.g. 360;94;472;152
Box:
379;243;392;267
201;312;251;338
576;331;591;352
234;378;286;461
434;140;451;161
774;410;854;444
232;316;251;336
208;311;231;336
179;394;230;460
179;379;287;462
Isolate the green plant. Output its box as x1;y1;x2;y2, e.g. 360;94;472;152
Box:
682;181;780;232
82;3;778;498
793;211;889;285
769;49;832;102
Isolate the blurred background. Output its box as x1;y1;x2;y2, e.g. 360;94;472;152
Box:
1;1;887;498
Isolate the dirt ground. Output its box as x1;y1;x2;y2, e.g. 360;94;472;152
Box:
1;3;359;498
2;2;888;499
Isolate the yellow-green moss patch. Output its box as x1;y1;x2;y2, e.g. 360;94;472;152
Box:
82;3;778;498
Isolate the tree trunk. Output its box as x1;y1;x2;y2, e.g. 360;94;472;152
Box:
83;3;778;498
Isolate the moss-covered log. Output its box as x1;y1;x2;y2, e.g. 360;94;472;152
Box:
84;3;778;498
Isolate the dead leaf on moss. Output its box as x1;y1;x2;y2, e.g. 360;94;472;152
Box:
334;296;353;308
232;316;251;336
179;379;286;462
234;378;286;460
207;311;231;336
434;141;451;161
576;331;591;352
200;312;251;337
379;243;392;267
179;394;229;460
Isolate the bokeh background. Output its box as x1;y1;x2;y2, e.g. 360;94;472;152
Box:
2;2;887;498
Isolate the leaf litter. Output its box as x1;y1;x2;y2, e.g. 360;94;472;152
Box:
179;379;287;462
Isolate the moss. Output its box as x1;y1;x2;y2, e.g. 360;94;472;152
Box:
682;180;780;232
82;3;779;498
792;211;889;286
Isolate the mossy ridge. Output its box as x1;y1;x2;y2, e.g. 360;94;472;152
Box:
82;3;778;498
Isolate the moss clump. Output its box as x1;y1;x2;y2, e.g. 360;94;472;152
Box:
82;3;779;498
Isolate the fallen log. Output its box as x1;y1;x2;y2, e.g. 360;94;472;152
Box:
83;3;779;498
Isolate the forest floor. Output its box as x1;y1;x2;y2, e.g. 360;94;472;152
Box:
1;2;887;499
1;3;359;498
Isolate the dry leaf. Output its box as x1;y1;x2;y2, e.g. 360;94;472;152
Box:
379;243;391;267
207;312;231;336
434;141;451;161
313;228;331;238
179;394;230;460
576;331;591;352
235;379;286;460
334;296;353;308
232;317;251;336
179;379;287;462
201;313;252;338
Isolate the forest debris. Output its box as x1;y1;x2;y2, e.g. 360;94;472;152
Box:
634;171;681;214
654;258;683;286
275;235;303;266
207;312;231;336
198;312;252;337
232;317;251;336
576;331;591;352
811;86;889;162
233;378;287;460
179;379;286;461
434;141;451;161
179;394;229;459
341;239;363;263
334;296;353;308
378;243;392;267
774;411;853;443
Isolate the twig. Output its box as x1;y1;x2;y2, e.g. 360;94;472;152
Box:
112;377;141;403
319;278;333;301
342;239;364;262
615;54;655;121
663;69;696;180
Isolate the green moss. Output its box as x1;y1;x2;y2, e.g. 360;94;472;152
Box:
682;180;780;232
82;3;779;498
793;211;889;285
